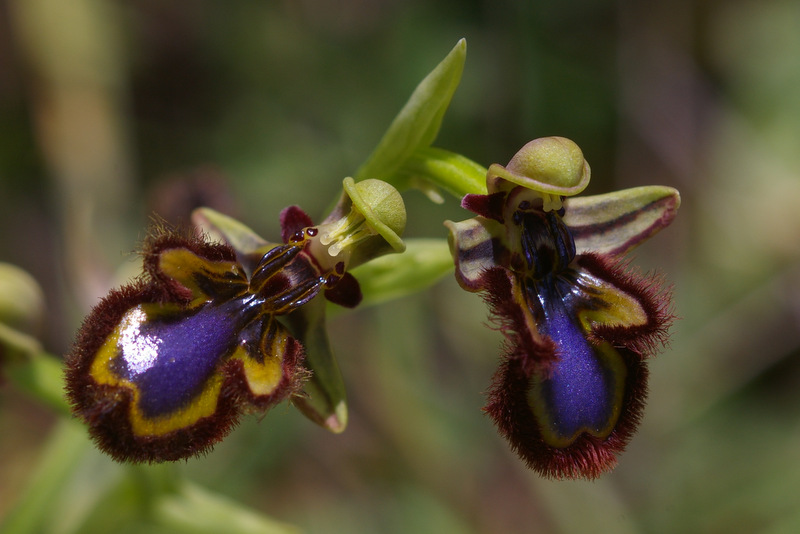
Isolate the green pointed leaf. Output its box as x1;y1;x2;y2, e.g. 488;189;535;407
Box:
355;39;467;184
563;186;681;256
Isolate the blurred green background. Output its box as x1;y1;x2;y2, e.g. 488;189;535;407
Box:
2;0;800;533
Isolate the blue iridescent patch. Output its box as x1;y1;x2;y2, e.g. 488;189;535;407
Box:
112;299;254;417
526;276;626;447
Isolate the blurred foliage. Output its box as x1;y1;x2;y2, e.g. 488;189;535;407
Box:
2;0;800;533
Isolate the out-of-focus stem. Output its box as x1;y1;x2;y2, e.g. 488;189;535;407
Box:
7;0;135;310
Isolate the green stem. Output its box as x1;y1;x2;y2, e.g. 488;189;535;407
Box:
400;146;487;198
153;481;302;534
0;421;90;534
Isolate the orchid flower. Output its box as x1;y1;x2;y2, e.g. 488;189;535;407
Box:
65;178;406;462
446;137;679;479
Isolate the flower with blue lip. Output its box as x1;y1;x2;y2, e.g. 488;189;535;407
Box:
445;137;679;479
65;177;406;463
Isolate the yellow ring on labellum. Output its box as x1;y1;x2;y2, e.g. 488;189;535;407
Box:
89;304;287;437
90;305;225;437
233;319;288;397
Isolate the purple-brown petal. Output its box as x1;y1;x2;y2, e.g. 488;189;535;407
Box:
279;205;315;244
461;191;506;222
324;272;363;308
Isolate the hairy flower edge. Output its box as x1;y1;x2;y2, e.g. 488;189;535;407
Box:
64;231;308;463
481;253;674;479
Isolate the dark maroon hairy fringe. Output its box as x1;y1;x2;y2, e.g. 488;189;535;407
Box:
576;252;675;358
481;252;672;479
64;230;308;463
478;267;558;377
62;279;237;463
485;348;648;479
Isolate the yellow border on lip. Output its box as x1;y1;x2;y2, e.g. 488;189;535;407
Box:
89;305;286;437
89;305;225;437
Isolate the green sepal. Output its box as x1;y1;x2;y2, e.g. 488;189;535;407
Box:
191;207;275;273
343;238;454;310
355;39;467;185
562;186;681;257
285;297;348;433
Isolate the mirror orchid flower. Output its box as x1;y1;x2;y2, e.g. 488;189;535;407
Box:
65;178;406;462
445;137;680;479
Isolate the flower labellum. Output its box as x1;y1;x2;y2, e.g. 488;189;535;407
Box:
446;137;679;479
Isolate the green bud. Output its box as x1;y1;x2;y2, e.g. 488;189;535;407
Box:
0;263;44;335
0;263;45;362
